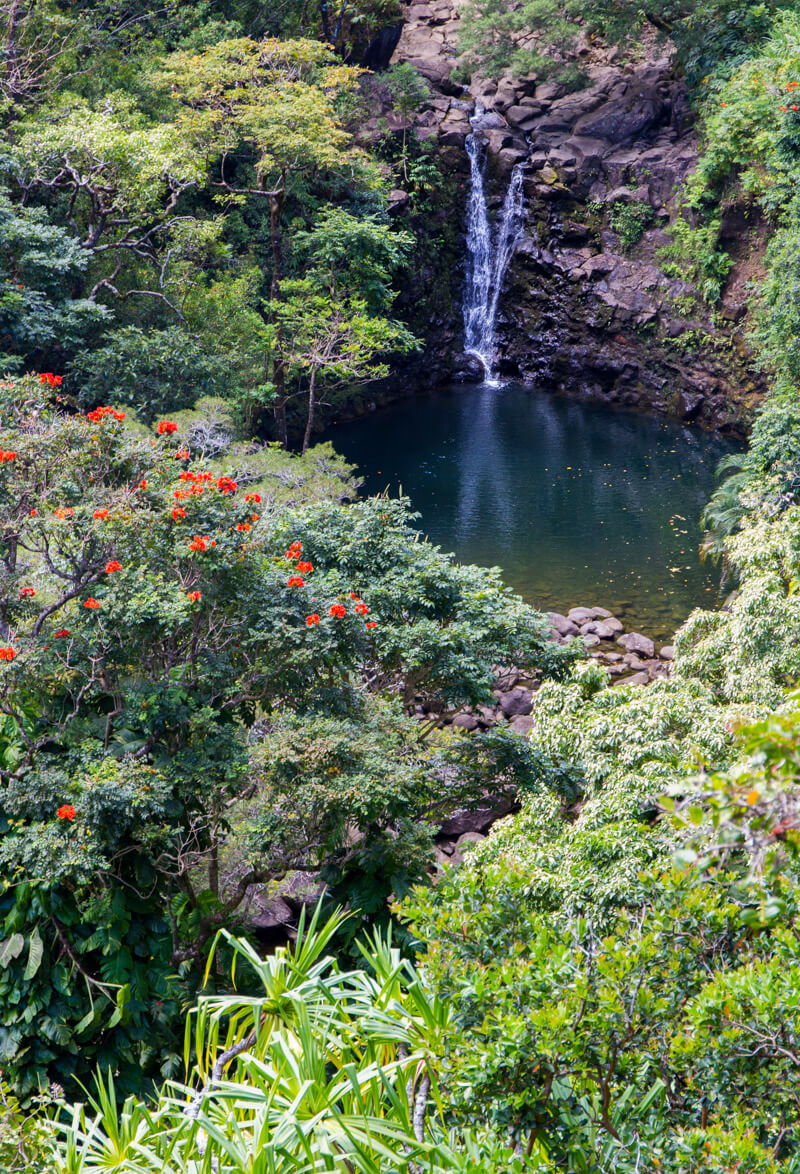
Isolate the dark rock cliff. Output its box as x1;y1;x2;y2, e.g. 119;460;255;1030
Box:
384;1;765;435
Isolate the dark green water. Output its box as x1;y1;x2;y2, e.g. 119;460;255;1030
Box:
326;384;741;645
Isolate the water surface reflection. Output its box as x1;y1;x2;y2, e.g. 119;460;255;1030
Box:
326;384;741;643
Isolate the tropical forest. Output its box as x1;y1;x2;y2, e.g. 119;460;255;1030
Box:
3;0;800;1170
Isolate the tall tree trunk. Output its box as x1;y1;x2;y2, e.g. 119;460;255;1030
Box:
209;835;219;899
302;368;317;455
319;0;333;45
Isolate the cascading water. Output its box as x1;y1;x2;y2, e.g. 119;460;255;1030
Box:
462;132;525;385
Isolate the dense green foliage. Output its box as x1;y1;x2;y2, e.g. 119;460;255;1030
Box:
455;0;798;87
0;376;566;1104
0;0;436;446
5;0;800;1171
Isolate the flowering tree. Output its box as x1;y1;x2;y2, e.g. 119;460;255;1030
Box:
0;376;566;1100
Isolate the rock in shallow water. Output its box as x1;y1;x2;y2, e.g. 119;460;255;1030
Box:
617;631;656;658
548;611;580;637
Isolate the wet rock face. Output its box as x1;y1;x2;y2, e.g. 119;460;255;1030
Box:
388;3;764;434
488;57;763;433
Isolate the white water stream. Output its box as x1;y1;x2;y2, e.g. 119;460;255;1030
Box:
462;132;525;384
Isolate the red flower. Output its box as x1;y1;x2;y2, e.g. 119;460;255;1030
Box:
217;475;238;494
285;541;302;560
39;373;63;387
54;507;74;519
0;450;16;461
54;629;69;638
189;535;208;552
105;561;122;573
187;590;202;602
366;621;377;629
86;406;125;423
172;507;187;520
0;646;16;660
329;603;346;618
306;613;320;626
235;521;251;532
287;575;304;587
57;804;76;821
245;493;261;503
350;592;359;600
29;508;36;516
93;508;109;520
175;449;190;459
354;603;369;616
157;420;178;435
19;587;35;597
296;561;313;574
792;105;799;111
251;513;260;522
139;480;148;490
83;597;101;609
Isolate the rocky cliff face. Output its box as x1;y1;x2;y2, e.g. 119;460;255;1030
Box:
388;2;765;434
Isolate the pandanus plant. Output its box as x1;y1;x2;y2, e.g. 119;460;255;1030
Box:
49;909;522;1173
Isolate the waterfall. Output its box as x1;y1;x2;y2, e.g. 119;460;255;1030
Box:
462;134;525;385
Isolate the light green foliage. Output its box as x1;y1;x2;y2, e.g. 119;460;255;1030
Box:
672;13;800;331
384;62;431;122
11;91;216;310
0;1081;56;1172
405;858;800;1170
455;0;588;84
676;508;800;705
291;206;413;313
440;668;738;919
47;916;525;1173
272;280;418;451
158;36;370;192
0;7;417;444
383;63;431;177
276;207;418;449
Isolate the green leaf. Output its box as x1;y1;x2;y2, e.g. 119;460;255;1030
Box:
74;1007;98;1036
22;926;43;981
0;933;25;968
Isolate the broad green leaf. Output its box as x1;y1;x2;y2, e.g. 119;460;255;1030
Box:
0;933;25;968
23;926;43;981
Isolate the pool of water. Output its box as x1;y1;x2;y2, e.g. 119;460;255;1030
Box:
325;383;742;645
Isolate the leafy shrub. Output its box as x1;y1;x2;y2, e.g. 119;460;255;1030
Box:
67;327;230;422
609;199;654;250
